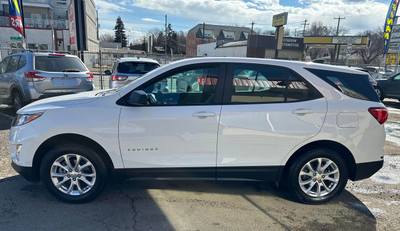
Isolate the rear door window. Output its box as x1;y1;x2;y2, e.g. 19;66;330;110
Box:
118;62;159;74
0;57;11;74
35;56;87;72
306;68;379;102
228;64;321;104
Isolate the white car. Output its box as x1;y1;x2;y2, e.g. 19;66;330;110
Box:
9;58;387;204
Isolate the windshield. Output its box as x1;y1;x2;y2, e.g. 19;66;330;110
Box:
117;62;159;74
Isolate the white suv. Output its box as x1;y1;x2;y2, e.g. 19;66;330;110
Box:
9;58;387;204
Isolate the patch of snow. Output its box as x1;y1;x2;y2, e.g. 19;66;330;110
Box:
370;156;400;185
385;201;400;206
370;208;387;216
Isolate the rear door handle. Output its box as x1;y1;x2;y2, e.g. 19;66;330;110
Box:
192;112;216;117
292;109;313;115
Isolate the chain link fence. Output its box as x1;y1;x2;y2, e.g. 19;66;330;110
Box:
81;51;186;90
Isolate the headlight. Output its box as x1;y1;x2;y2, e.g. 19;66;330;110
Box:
12;112;43;126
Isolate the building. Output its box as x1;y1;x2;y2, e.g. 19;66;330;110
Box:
186;23;252;57
247;35;304;60
197;40;248;57
0;0;71;55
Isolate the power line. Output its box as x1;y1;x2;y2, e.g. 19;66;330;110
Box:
334;16;346;36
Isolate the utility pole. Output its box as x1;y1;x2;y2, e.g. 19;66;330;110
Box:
301;19;309;37
165;14;167;64
250;21;254;36
333;16;345;64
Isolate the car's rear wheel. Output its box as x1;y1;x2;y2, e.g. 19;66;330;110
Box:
12;91;23;112
286;148;348;204
40;144;107;203
375;87;384;101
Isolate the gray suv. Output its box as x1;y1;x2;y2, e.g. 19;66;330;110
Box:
105;57;160;89
0;52;94;111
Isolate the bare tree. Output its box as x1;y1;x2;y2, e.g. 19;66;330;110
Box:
306;21;349;63
356;27;384;65
99;33;114;43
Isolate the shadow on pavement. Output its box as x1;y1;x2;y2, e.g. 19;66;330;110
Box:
0;176;376;231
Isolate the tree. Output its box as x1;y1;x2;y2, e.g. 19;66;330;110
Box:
306;21;349;63
114;16;128;48
99;33;114;43
356;27;384;65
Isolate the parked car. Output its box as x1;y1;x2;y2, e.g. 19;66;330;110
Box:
10;58;386;204
376;72;400;101
0;52;94;111
105;57;160;89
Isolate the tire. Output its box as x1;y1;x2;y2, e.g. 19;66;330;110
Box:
286;148;348;204
12;91;23;112
40;144;107;203
375;87;384;101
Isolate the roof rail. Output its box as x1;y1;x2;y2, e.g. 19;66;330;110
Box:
19;49;34;53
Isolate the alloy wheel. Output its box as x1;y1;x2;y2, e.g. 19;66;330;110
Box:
298;157;340;198
50;154;96;196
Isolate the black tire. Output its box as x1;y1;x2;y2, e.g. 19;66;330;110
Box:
40;144;107;203
375;87;384;101
286;148;348;204
12;91;23;112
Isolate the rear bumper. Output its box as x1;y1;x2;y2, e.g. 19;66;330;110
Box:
11;162;39;183
352;160;383;181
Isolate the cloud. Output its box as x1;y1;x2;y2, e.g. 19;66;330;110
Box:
141;18;161;23
130;0;388;34
93;0;132;14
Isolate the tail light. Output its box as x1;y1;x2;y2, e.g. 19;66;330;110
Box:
24;71;45;82
368;107;388;124
85;72;94;82
49;54;65;57
112;75;128;81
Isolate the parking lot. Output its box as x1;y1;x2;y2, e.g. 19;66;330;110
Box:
0;101;399;231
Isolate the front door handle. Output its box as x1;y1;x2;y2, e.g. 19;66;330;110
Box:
192;112;216;117
292;109;313;115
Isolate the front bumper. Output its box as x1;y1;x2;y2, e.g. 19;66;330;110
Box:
353;160;384;181
11;162;39;182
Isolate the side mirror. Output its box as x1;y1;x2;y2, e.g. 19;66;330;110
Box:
105;70;111;75
126;90;148;106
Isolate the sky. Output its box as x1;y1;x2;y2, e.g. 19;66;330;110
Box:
93;0;393;44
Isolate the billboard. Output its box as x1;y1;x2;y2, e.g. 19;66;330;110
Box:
272;12;288;27
384;0;400;53
390;25;400;43
68;0;87;51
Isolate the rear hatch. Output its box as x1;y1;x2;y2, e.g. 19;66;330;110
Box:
31;54;93;94
115;61;160;83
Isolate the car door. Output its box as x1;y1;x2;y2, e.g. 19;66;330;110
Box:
217;63;327;181
118;63;226;177
385;74;400;97
0;57;11;102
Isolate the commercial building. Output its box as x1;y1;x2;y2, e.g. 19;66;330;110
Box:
0;0;70;55
247;35;304;60
186;23;252;57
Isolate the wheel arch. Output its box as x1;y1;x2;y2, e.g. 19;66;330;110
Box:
32;133;115;181
278;140;357;182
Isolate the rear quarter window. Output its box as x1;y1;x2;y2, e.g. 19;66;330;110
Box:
305;68;380;102
35;56;87;72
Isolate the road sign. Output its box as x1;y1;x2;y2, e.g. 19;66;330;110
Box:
10;36;22;41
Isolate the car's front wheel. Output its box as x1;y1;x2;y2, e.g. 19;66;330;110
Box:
40;144;107;203
286;148;348;204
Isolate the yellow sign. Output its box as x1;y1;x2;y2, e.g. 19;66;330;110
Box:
272;12;288;27
386;53;400;65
